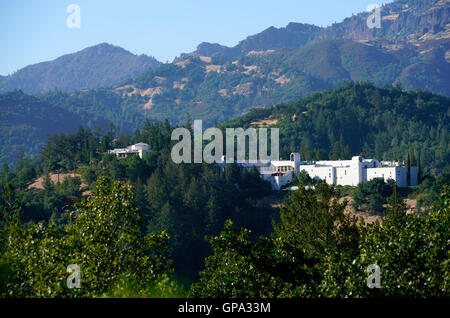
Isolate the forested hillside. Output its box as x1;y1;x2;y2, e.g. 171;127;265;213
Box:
0;120;277;282
0;114;448;297
2;83;449;174
120;39;449;126
224;82;450;176
0;90;108;165
1;0;449;300
1;0;448;131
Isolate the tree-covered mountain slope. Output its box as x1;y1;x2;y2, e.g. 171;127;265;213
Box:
99;0;448;126
0;0;449;167
114;38;449;125
1;0;448;129
0;90;108;164
223;82;450;176
0;43;161;94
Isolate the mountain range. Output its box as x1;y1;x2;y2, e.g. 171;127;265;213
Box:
134;0;449;124
108;0;450;125
0;0;449;164
183;0;449;59
0;43;161;94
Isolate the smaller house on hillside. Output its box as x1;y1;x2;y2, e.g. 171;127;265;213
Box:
108;142;151;159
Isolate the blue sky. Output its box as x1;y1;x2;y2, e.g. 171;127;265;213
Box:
0;0;394;75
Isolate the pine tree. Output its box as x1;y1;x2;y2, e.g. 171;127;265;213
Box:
384;184;407;228
330;142;341;160
43;173;54;193
342;145;351;159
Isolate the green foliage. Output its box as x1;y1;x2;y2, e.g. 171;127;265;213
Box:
81;167;97;186
3;82;449;174
413;165;450;214
191;183;449;298
0;119;278;283
1;98;447;298
321;184;450;297
0;176;172;297
41;126;105;173
292;170;314;186
190;219;314;298
190;182;359;297
224;83;450;175
104;274;185;298
383;184;407;228
352;178;395;215
145;153;275;280
274;182;359;257
0;91;107;166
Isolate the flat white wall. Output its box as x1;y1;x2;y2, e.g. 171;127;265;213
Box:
335;166;355;186
300;166;335;185
300;163;413;188
365;167;407;187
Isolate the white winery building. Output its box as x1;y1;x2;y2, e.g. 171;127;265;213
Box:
221;153;418;190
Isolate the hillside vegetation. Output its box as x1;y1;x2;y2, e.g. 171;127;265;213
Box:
223;82;450;176
1;0;448;129
2;83;449;175
121;39;449;126
0;91;108;164
0;118;448;297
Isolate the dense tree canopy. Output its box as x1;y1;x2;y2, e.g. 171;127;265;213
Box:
0;93;448;297
190;183;449;298
224;82;449;176
0;177;173;297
